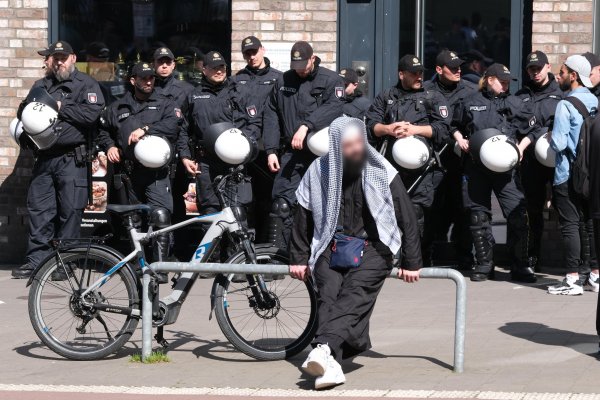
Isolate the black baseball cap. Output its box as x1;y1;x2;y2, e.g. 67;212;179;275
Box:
582;52;600;68
461;49;493;65
37;48;50;57
153;47;174;61
86;41;110;59
241;36;262;52
131;62;155;78
526;51;549;68
435;50;464;68
47;41;74;55
398;54;425;72
339;68;359;84
484;63;516;81
204;51;227;68
290;41;314;69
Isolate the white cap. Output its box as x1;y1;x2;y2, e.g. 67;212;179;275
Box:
565;55;593;88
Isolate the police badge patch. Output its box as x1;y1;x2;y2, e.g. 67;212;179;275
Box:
88;93;97;104
246;105;257;117
174;108;182;118
439;105;448;118
335;86;344;99
529;116;536;127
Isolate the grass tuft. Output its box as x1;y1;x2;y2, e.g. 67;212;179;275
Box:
129;350;170;364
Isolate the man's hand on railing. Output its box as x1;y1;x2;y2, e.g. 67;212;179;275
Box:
398;268;420;283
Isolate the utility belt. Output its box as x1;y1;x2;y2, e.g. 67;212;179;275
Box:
36;144;88;167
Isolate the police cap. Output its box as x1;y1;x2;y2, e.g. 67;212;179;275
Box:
398;54;425;72
435;50;464;68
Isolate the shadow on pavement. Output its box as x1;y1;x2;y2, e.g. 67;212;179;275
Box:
360;349;454;371
162;330;260;363
13;341;138;361
499;322;600;358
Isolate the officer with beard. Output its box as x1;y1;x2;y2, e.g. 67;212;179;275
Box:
515;51;563;272
12;41;105;279
366;54;451;268
425;50;478;270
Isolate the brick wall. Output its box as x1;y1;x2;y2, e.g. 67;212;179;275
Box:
0;0;47;263
531;0;594;69
230;0;337;73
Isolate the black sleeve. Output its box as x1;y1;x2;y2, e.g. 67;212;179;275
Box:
96;107;116;151
147;98;181;140
177;95;193;160
302;74;345;131
390;175;422;270
59;78;105;127
262;82;281;154
451;100;468;137
365;90;389;137
289;205;314;265
428;92;451;146
508;96;540;141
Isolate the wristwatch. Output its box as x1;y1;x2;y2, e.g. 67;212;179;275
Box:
141;125;149;133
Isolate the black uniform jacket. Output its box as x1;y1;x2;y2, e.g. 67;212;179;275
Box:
424;77;478;118
342;91;372;120
365;84;451;148
178;77;260;160
20;69;105;154
515;74;563;133
289;173;423;271
451;89;541;141
263;57;345;154
154;73;194;116
235;57;282;139
97;90;180;161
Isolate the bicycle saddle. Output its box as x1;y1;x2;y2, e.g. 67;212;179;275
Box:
106;204;152;214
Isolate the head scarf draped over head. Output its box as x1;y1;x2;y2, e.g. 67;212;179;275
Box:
295;116;403;270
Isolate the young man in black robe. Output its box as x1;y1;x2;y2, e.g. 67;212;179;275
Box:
289;116;422;389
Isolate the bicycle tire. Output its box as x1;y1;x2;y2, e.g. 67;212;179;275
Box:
213;245;317;360
28;246;140;360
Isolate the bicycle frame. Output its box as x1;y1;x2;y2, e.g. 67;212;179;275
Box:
79;207;241;306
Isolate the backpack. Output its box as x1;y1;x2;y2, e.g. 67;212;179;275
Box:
564;96;597;199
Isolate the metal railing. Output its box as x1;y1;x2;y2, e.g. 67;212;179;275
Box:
142;264;467;373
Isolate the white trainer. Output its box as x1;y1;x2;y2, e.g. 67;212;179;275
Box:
301;344;331;377
584;272;600;293
315;356;346;390
548;275;584;296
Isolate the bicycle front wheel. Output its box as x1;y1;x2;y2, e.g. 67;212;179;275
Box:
28;246;140;360
213;245;317;360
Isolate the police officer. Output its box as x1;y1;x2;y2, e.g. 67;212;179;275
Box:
339;68;371;120
365;54;451;267
452;63;538;283
515;51;563;272
153;47;193;115
425;50;478;270
460;50;492;84
97;62;180;283
179;51;258;219
12;41;105;279
263;41;345;249
235;36;282;240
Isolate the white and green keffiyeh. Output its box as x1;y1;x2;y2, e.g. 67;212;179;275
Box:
295;116;402;270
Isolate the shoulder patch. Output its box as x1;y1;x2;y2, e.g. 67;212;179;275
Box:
174;107;182;118
246;105;257;117
87;93;97;104
335;86;345;99
438;105;448;118
529;116;536;127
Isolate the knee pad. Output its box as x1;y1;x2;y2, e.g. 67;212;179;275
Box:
271;198;291;219
470;211;489;227
150;208;171;229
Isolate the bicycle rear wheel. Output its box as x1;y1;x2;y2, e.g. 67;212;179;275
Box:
28;246;140;360
213;245;317;360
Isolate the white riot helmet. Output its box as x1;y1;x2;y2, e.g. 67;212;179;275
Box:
9;117;24;146
470;128;519;173
534;131;556;168
392;136;431;170
134;135;173;169
306;126;329;157
204;122;258;165
19;87;60;150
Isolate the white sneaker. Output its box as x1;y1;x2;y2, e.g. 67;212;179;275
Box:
301;344;330;377
548;275;584;296
585;272;600;293
315;356;346;390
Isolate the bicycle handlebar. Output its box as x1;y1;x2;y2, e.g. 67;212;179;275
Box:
212;165;246;210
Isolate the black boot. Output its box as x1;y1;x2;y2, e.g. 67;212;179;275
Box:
507;209;537;283
470;211;494;282
12;263;34;279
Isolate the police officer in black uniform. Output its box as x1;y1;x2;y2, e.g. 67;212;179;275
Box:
425;50;478;270
452;63;539;283
12;41;105;279
263;41;345;249
179;51;258;219
235;36;282;241
153;47;194;115
339;68;371;120
365;54;451;267
515;51;563;272
98;62;180;283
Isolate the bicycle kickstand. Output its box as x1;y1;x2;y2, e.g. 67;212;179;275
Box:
154;326;169;349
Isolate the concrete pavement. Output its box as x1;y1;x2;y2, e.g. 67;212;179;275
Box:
0;265;599;397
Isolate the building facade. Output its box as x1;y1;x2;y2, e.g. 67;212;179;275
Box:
0;0;596;263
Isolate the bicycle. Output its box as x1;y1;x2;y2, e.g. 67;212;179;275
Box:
27;166;318;361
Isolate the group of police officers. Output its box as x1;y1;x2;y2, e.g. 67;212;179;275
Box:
9;36;600;293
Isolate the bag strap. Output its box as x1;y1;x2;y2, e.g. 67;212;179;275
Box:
565;96;590;119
